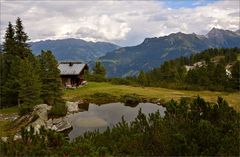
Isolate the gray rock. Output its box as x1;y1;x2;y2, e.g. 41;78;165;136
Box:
51;125;58;131
27;118;46;134
46;118;53;129
54;120;72;132
1;137;8;142
52;117;63;124
66;101;79;113
13;133;22;141
33;104;52;121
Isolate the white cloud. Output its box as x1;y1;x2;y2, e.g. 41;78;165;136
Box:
0;0;239;46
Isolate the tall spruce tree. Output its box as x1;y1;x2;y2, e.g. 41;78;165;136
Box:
14;17;32;59
93;61;106;77
38;50;63;105
1;18;39;108
3;22;16;55
18;58;41;107
1;22;19;107
230;61;240;90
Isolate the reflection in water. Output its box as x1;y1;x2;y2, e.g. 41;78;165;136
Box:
67;102;166;140
78;103;89;111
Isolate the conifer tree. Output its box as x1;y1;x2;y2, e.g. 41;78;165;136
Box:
2;22;16;55
14;17;32;59
38;50;63;105
93;61;106;77
1;22;19;106
230;61;240;90
18;58;41;108
138;70;148;86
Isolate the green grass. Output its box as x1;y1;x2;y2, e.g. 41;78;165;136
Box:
0;120;12;137
237;54;240;61
0;106;18;114
64;82;240;111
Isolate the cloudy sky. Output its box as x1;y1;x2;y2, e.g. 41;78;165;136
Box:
1;0;239;46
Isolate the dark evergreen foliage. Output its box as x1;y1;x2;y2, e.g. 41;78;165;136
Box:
125;48;240;91
86;61;107;82
1;97;239;156
93;61;106;77
1;18;64;113
18;58;42;108
38;50;63;105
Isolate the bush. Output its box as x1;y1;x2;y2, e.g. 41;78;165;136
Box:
87;74;107;82
120;93;141;106
88;92;117;104
108;78;132;85
1;97;239;156
48;103;67;118
18;104;34;116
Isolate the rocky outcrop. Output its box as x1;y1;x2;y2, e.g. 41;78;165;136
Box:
1;101;86;141
66;101;79;113
46;117;72;132
26;103;74;134
66;100;89;113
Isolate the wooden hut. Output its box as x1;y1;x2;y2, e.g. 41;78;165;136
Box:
58;61;88;87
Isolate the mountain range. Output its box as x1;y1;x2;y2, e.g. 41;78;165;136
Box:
28;28;240;77
29;38;119;62
98;28;240;77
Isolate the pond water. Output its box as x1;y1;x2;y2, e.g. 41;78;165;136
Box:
67;102;166;140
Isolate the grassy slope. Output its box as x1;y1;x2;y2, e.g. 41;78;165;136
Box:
64;82;240;111
0;106;18;114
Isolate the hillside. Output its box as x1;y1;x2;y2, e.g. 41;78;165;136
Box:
29;38;120;62
98;28;240;77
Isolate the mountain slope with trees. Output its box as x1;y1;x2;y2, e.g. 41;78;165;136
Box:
98;28;240;77
127;48;240;91
29;38;120;62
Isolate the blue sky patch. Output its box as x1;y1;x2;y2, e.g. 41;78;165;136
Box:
163;0;219;9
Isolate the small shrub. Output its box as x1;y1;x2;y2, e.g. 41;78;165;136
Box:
48;103;67;118
18;105;33;116
108;78;132;85
120;93;141;106
89;92;117;104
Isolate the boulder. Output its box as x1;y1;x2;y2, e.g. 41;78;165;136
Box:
33;104;52;121
1;137;8;142
13;133;22;141
66;101;79;113
27;118;46;134
46;118;53;129
52;117;63;124
54;120;72;132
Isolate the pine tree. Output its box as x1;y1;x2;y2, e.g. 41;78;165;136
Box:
38;50;63;105
18;58;41;108
230;61;240;90
138;70;148;86
93;61;106;77
1;22;19;107
2;22;16;55
14;17;32;59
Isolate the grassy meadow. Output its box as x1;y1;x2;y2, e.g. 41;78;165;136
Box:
64;82;240;111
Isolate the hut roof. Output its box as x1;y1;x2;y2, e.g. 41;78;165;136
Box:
58;61;88;75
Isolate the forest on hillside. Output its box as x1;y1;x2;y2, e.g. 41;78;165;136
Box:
105;48;240;92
